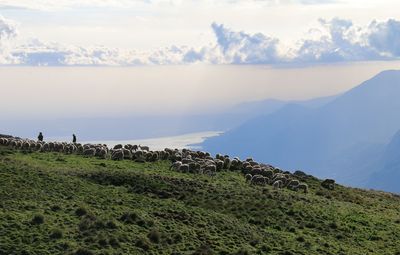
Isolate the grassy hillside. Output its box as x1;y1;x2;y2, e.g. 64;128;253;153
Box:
1;146;400;255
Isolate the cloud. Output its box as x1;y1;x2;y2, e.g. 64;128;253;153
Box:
367;19;400;57
210;22;281;64
0;16;400;66
0;15;19;64
294;18;382;63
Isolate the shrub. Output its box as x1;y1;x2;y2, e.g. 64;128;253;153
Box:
109;236;120;247
75;206;88;217
296;236;305;242
148;229;161;243
50;205;61;212
98;236;108;247
31;214;44;225
50;228;63;239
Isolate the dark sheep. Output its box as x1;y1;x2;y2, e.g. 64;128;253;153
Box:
321;179;335;190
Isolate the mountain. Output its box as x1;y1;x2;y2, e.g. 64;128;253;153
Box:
368;130;400;192
0;96;335;141
202;70;400;187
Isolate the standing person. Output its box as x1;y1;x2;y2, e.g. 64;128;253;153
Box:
38;132;43;142
72;134;77;143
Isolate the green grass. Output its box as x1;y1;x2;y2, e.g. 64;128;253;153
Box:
1;146;400;255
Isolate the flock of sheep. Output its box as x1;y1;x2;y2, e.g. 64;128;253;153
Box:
0;135;335;193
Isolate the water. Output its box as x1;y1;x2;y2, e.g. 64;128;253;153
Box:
77;131;222;150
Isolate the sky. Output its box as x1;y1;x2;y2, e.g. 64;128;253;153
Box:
0;0;400;120
0;0;399;65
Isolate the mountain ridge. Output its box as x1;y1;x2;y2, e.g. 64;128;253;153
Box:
202;70;400;188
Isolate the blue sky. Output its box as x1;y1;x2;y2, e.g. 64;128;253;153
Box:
0;0;400;66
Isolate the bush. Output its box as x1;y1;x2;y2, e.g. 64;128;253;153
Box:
98;236;108;247
296;236;305;242
75;206;88;217
50;205;61;212
148;229;161;243
50;228;63;239
31;214;44;225
109;236;120;247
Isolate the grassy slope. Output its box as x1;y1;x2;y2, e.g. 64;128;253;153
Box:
1;146;400;255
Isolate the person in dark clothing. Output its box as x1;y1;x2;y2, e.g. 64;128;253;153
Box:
72;134;77;143
38;132;43;142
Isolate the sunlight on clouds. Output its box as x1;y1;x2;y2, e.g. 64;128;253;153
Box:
0;17;400;66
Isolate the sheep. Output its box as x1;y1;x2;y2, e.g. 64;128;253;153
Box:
249;161;259;167
246;157;253;162
245;174;252;182
182;158;194;164
150;152;159;162
251;174;266;186
83;148;96;157
286;179;300;190
35;143;43;151
273;180;283;189
178;164;190;173
41;143;49;152
243;165;253;175
321;179;335;190
96;148;108;159
229;159;240;170
139;145;149;151
214;159;224;171
113;144;123;150
261;169;274;178
22;141;30;151
124;144;133;150
189;162;201;173
122;148;132;159
111;149;124;161
298;183;309;193
223;157;231;169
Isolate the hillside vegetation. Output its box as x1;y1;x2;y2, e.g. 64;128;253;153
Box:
1;145;400;255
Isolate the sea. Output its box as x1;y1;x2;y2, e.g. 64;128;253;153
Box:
48;131;222;151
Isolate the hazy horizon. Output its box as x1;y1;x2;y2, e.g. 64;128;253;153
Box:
1;62;400;120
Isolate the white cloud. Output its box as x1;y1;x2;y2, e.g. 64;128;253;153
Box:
0;15;19;64
209;22;281;64
367;19;400;57
0;16;400;66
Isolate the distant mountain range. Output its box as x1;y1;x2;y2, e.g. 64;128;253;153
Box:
202;70;400;191
0;92;335;141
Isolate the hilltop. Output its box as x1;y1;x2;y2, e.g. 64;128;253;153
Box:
1;138;400;255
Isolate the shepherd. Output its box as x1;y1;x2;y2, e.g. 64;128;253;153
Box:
38;132;43;142
72;134;77;143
